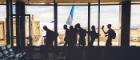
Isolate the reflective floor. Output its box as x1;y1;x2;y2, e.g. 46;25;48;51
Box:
19;46;140;60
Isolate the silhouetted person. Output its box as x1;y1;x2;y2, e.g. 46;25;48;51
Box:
43;26;58;59
69;25;77;47
89;25;98;46
43;26;58;47
102;24;116;47
63;25;70;47
75;23;87;46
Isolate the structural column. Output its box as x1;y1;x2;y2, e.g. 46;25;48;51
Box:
88;3;91;46
98;0;100;46
121;0;131;47
16;0;25;50
54;2;58;46
6;0;13;46
29;15;33;46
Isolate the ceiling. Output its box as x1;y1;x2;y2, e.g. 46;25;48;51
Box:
0;0;140;4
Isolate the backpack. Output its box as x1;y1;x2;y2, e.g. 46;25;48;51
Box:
111;30;116;39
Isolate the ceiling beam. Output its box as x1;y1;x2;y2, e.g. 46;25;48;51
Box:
0;0;140;4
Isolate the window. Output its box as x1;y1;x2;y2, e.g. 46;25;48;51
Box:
130;5;140;46
0;5;6;46
90;6;98;46
100;5;120;46
26;6;54;46
58;6;88;46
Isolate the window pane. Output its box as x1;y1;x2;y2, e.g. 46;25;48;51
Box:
0;5;6;46
91;6;98;46
130;5;140;46
26;6;54;46
58;6;88;46
100;5;120;46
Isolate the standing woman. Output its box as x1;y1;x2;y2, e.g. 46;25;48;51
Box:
89;25;98;46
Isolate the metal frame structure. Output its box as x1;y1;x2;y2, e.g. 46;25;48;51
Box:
54;0;58;46
0;0;140;4
121;1;131;47
2;0;133;47
98;0;101;46
6;0;13;47
12;14;32;47
88;3;90;46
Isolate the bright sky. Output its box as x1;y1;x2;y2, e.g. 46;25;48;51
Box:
0;5;140;30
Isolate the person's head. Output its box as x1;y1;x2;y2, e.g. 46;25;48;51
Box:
107;24;112;29
63;25;68;30
75;23;81;30
76;23;80;28
91;25;95;31
43;25;48;31
70;25;73;29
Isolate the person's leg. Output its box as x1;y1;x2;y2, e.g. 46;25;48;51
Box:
90;39;95;46
64;38;67;46
88;40;91;46
74;39;77;46
80;38;86;46
106;38;112;47
79;39;82;46
82;39;86;46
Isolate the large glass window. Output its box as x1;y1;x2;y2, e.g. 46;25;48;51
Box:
90;6;98;46
0;5;6;20
130;5;140;46
100;5;120;46
57;5;120;46
58;6;88;46
91;5;120;46
0;5;6;46
26;6;54;46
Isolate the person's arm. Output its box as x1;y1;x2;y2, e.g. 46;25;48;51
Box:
101;25;107;34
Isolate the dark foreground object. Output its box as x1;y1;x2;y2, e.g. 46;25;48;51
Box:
10;46;140;60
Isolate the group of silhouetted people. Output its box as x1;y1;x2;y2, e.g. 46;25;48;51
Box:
63;23;87;47
43;23;116;47
63;23;99;47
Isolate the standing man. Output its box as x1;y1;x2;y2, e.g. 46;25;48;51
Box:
69;25;78;47
43;25;58;59
75;23;87;47
102;24;116;47
43;25;58;47
63;25;70;47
